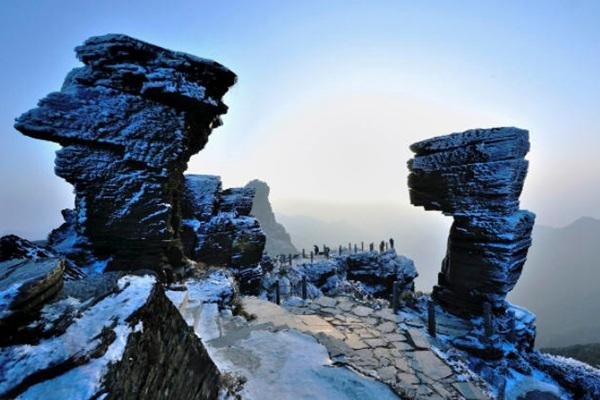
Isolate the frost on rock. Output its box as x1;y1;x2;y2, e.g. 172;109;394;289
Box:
181;175;265;293
408;127;535;322
259;249;417;301
166;269;236;310
0;258;65;343
14;34;237;276
0;234;83;280
0;274;220;400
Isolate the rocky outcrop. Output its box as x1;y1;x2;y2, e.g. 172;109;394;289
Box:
260;250;417;300
245;179;297;256
1;234;84;280
14;34;237;276
408;127;535;318
344;251;417;296
0;258;65;344
181;175;265;270
0;235;53;261
0;274;220;399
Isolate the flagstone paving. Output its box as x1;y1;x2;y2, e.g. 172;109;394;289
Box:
282;294;492;400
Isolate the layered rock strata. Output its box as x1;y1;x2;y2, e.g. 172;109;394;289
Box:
181;175;265;269
14;34;236;275
0;274;220;399
408;127;535;316
0;258;65;344
260;250;417;300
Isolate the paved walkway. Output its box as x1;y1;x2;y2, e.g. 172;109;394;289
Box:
169;286;492;399
283;295;491;400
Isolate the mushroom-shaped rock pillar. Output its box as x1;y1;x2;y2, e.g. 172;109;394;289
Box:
14;34;237;275
408;127;535;316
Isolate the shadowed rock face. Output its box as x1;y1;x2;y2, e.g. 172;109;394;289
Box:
408;127;535;316
0;274;220;399
14;34;236;275
181;175;265;270
245;179;297;256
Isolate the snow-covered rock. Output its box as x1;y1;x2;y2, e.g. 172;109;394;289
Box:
260;250;417;301
181;175;265;286
409;127;536;323
14;34;236;277
0;257;64;344
0;274;220;399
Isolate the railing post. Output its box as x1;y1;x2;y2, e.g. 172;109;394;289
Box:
428;301;436;337
361;241;364;251
274;280;280;305
310;251;313;264
392;281;400;313
302;276;307;300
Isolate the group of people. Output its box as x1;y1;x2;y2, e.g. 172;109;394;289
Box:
312;238;394;256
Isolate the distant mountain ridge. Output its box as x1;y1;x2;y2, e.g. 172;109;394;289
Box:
542;343;600;368
510;216;600;348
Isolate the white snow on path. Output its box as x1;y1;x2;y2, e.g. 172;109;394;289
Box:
210;329;399;400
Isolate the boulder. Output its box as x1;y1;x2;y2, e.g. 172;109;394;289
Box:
0;235;53;261
0;257;65;344
0;274;220;399
1;234;84;280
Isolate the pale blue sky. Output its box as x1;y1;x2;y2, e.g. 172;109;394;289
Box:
1;1;599;238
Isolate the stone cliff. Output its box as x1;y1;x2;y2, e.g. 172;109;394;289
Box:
245;179;297;256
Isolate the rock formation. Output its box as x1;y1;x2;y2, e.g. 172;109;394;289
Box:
245;179;297;256
14;34;237;276
260;249;417;300
0;273;220;399
181;175;265;289
0;258;65;345
408;127;535;317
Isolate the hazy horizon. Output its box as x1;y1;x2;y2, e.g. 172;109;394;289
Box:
2;1;600;239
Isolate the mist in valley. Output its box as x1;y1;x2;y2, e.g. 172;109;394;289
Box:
273;200;600;348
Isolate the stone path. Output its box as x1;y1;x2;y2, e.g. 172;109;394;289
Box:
169;286;492;399
284;295;491;400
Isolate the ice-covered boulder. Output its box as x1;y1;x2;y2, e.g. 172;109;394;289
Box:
261;250;417;300
0;258;65;344
344;250;417;296
408;128;535;317
14;34;236;276
0;274;220;399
